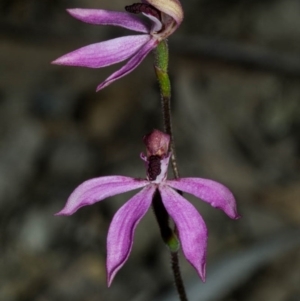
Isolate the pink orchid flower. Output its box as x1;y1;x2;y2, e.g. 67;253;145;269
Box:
56;130;239;286
52;0;183;91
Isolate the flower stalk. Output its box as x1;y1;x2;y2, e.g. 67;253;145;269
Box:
154;40;180;179
154;40;187;300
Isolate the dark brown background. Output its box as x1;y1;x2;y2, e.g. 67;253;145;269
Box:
1;0;300;300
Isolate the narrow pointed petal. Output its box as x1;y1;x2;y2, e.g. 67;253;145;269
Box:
96;38;157;91
106;185;156;286
52;35;151;68
56;176;148;215
67;9;150;33
159;185;207;281
166;178;240;219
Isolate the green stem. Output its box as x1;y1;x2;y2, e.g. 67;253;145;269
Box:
154;40;188;301
154;41;180;179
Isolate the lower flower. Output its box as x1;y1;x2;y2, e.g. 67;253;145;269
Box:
56;130;240;286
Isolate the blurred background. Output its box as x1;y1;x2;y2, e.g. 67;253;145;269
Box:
1;0;300;300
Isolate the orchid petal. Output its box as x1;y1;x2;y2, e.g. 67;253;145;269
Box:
159;185;207;281
96;38;157;91
67;9;150;33
56;176;148;215
166;178;240;219
52;35;151;68
106;184;156;286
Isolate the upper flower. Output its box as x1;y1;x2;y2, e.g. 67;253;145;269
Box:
56;129;240;286
52;0;183;91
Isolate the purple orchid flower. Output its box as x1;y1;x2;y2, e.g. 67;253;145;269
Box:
52;0;183;91
56;130;240;286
